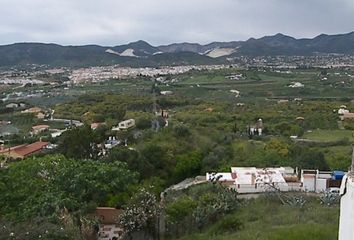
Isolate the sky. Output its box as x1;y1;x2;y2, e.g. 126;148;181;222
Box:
0;0;353;46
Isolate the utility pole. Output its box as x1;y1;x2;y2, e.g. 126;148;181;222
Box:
351;144;354;172
151;78;160;132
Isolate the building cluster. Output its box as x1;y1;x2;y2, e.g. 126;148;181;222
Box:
69;65;228;84
247;118;263;137
1;89;64;103
0;68;46;85
207;166;345;194
338;105;354;121
0;78;45;85
231;54;354;69
0;67;68;83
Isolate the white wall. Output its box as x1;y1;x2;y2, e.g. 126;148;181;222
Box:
302;176;316;192
315;178;327;193
234;183;289;194
338;175;354;240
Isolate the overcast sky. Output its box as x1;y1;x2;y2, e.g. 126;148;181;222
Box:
0;0;353;46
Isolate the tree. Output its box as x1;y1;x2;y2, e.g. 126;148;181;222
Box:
119;188;160;238
173;151;202;182
140;144;171;179
265;138;289;157
57;125;97;159
0;217;82;240
136;117;152;130
0;155;137;227
116;130;132;146
164;184;239;237
289;145;329;170
165;197;197;236
173;124;191;137
105;147;149;179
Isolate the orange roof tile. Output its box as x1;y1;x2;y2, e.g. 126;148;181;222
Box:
0;141;49;158
32;125;50;130
94;208;123;224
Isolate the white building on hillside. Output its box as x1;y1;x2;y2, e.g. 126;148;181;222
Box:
112;119;135;131
231;167;289;193
207;167;299;193
289;82;304;88
301;169;344;193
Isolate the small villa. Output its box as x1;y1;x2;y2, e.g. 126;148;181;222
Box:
112;119;135;131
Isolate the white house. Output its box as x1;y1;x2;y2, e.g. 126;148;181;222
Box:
160;91;173;96
208;167;297;193
230;89;240;97
206;172;235;187
31;125;50;135
113;119;135;131
231;167;290;193
300;169;329;192
50;129;67;138
300;169;343;193
6;103;19;108
6;103;25;108
248;118;263;136
338;106;349;115
288;82;304;88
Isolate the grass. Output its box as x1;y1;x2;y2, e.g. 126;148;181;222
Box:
303;129;354;142
178;195;339;240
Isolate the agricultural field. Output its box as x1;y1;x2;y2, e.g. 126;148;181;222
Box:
303;129;354;142
169;68;354;102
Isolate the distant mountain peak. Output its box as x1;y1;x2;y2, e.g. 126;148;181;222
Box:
0;31;353;67
261;33;295;40
274;33;287;37
128;40;152;46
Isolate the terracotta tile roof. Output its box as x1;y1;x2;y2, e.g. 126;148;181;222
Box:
0;141;49;158
21;107;42;113
343;113;354;119
94;207;123;224
0;144;27;154
32;125;50;130
90;122;105;130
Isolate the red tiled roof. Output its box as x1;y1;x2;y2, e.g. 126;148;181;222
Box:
0;141;49;158
94;208;123;224
32;125;50;130
0;144;27;154
343;113;354;119
90;122;105;130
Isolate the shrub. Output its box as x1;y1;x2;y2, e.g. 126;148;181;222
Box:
210;215;244;234
173;124;191;137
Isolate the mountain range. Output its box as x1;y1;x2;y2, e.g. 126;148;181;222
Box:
0;32;353;67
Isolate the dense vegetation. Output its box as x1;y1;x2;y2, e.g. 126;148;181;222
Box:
0;67;352;239
178;192;339;240
0;155;137;239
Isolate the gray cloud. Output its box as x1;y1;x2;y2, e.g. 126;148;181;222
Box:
0;0;353;45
